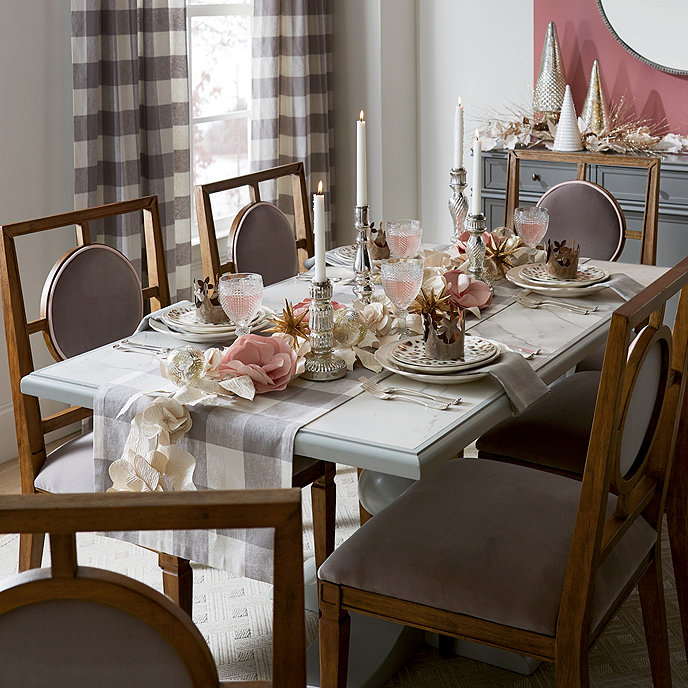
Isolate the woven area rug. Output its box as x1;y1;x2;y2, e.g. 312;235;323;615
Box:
1;463;687;686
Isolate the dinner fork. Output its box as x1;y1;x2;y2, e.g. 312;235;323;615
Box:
113;339;172;355
359;377;461;405
516;293;595;315
359;378;452;410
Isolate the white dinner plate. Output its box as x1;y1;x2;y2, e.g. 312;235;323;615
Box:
375;340;497;384
149;317;240;343
391;336;500;374
505;266;610;297
326;244;383;267
519;263;610;287
162;304;269;334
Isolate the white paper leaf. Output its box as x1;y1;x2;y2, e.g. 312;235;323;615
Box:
220;375;256;400
353;347;382;372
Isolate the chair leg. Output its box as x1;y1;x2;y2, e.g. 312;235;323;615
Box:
19;532;44;571
667;494;688;661
638;556;673;687
312;462;336;568
555;638;590;688
158;552;193;616
319;581;350;688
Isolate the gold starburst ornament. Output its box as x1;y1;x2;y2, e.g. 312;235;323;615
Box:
264;300;310;341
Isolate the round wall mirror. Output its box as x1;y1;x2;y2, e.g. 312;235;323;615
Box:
597;0;688;75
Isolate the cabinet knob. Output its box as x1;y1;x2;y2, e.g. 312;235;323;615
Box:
532;173;540;182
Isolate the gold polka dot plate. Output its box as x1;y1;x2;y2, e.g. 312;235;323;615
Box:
391;336;500;374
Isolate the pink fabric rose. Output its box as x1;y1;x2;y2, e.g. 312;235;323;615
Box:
455;230;495;255
215;334;298;393
443;270;493;309
293;298;346;320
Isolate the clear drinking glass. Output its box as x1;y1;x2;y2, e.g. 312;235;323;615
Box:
513;206;549;261
381;257;424;337
218;273;264;337
385;219;423;258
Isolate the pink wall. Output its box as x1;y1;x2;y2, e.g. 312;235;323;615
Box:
534;0;688;135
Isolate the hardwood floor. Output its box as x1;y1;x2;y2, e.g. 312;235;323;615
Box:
0;458;20;494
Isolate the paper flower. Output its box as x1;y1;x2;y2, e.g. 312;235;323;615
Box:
138;397;192;446
215;334;298;394
108;445;196;493
443;270;493;311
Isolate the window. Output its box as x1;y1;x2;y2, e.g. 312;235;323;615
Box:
186;0;252;240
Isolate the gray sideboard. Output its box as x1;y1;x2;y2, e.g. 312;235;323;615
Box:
481;150;688;268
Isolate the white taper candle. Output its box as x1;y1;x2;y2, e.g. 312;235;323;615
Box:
313;181;326;283
453;97;464;169
356;111;368;206
471;131;482;215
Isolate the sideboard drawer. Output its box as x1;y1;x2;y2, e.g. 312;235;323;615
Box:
482;154;578;195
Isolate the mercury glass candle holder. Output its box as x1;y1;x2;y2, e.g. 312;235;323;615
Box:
302;279;347;381
448;167;469;244
464;211;493;292
353;205;374;304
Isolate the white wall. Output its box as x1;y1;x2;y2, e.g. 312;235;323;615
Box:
332;0;533;244
0;0;74;462
417;1;533;242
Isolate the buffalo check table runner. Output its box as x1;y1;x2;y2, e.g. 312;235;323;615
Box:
94;365;382;583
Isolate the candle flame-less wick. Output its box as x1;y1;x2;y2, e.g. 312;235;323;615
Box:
359;110;365;121
317;180;323;194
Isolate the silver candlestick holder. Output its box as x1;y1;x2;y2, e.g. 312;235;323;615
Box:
353;205;374;304
301;279;347;381
448;167;469;244
464;211;493;292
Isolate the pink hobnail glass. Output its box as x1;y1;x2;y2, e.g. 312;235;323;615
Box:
218;273;264;337
385;219;423;258
381;256;423;337
513;206;549;261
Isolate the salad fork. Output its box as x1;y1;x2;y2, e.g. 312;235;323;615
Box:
359;377;461;405
359;377;454;410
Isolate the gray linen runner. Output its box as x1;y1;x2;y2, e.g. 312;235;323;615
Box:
94;365;379;582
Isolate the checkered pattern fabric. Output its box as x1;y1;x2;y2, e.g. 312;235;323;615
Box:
251;0;335;242
71;0;192;301
93;363;379;582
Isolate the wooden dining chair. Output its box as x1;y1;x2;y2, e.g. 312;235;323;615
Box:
195;161;314;287
0;488;306;688
477;255;688;662
195;162;336;569
504;149;660;265
0;196;193;613
319;260;688;687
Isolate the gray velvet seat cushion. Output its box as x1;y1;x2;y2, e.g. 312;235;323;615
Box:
0;597;193;687
476;371;600;477
33;432;95;493
318;459;656;637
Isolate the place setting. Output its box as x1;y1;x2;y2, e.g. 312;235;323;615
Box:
143;274;273;344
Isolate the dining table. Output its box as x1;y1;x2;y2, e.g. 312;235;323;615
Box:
19;255;668;686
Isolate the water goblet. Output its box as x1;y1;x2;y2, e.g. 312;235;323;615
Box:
381;256;424;337
218;273;264;337
513;206;549;262
385;219;423;258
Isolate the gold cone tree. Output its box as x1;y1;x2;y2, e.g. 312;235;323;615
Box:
533;21;568;121
581;60;610;135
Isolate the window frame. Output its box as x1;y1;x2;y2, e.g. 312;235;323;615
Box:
186;1;253;245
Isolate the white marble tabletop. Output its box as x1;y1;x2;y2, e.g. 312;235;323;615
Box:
21;260;666;480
